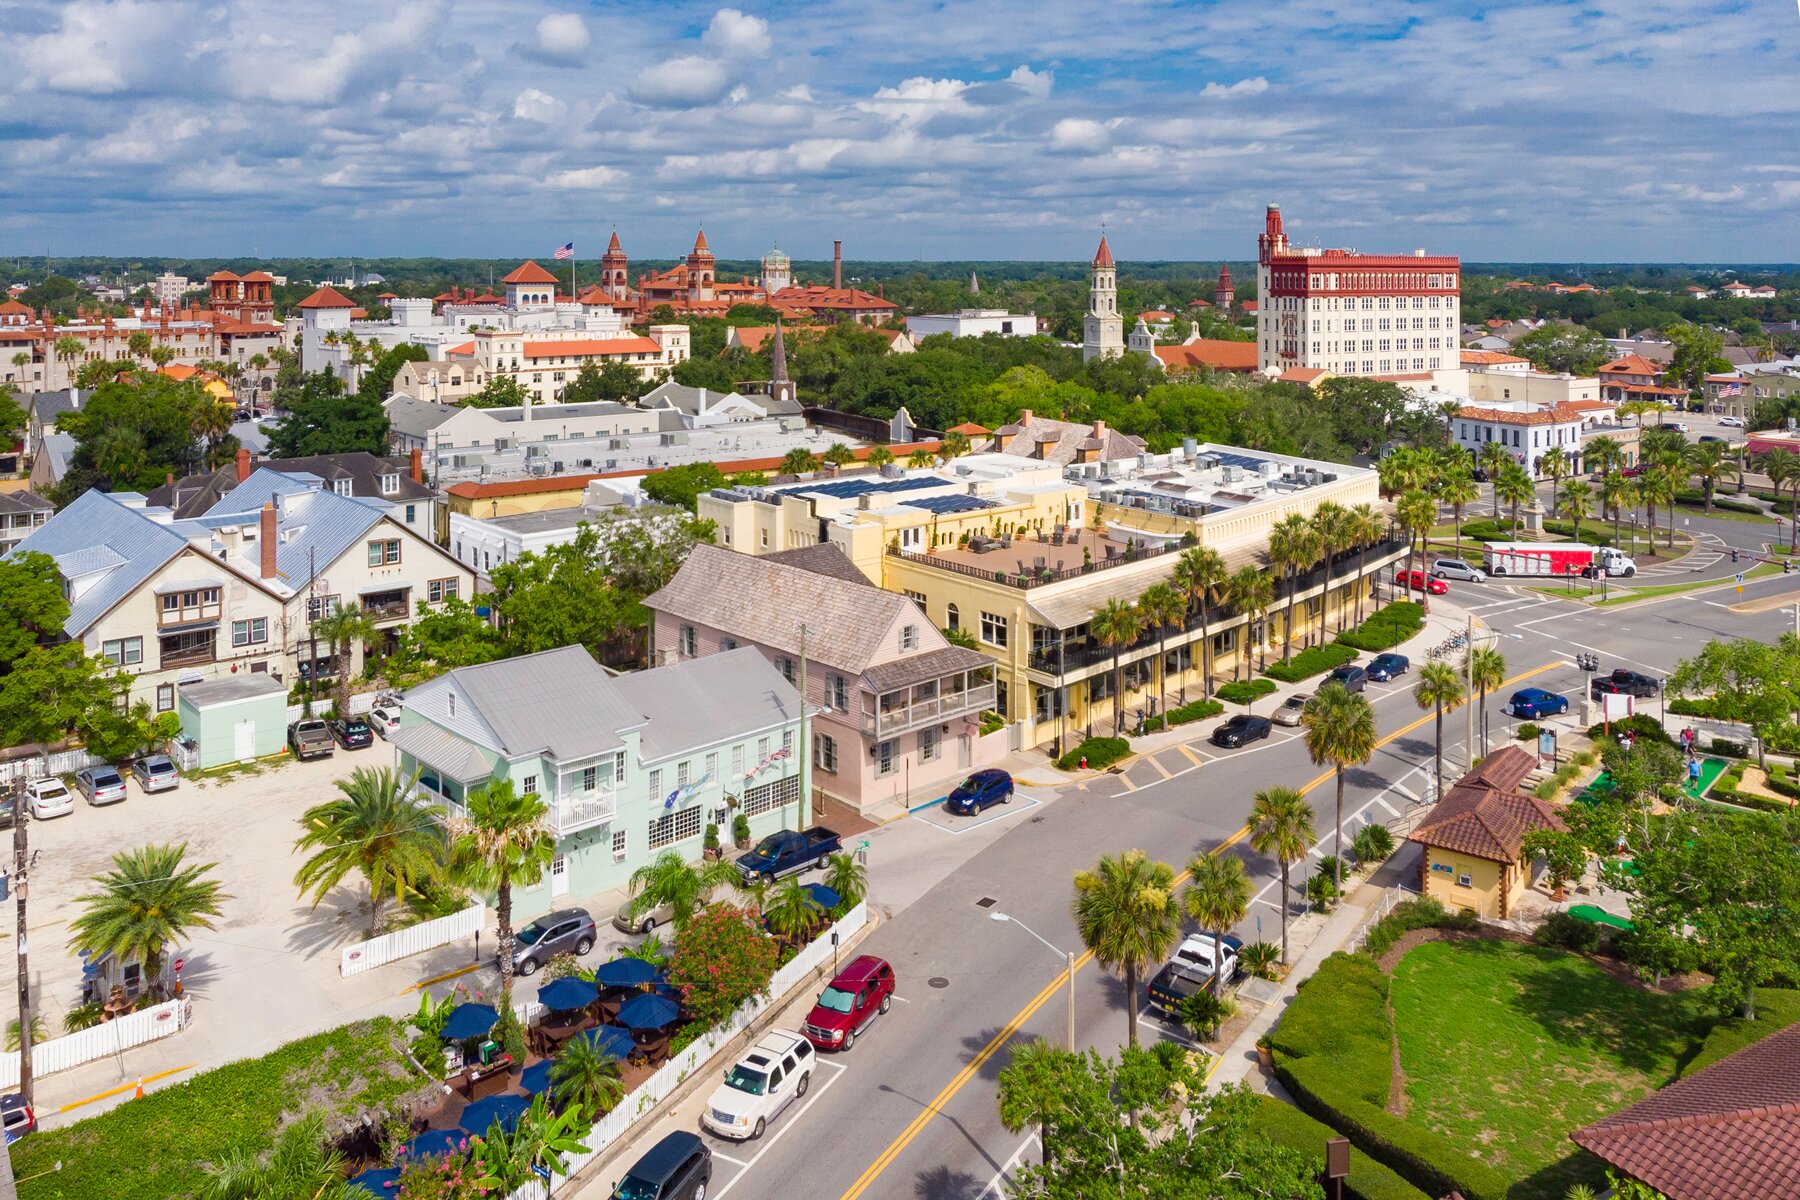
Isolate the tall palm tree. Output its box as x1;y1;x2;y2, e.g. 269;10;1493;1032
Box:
452;779;556;1009
1173;546;1227;698
550;1032;625;1116
1396;490;1436;584
764;876;826;942
1248;788;1315;964
1495;461;1536;535
1089;598;1143;735
624;850;738;929
1649;464;1681;550
1584;435;1622;477
127;330;153;358
1300;685;1376;890
1558;479;1596;544
1465;646;1506;757
1348;503;1383;623
200;1112;352;1200
293;767;447;936
823;442;855;466
1758;451;1800;552
906;448;936;468
53;334;84;384
1413;663;1464;803
822;851;868;909
1439;467;1478;562
1268;513;1319;660
780;447;820;476
1225;565;1274;678
1540;446;1569;519
1136;582;1186;718
1601;470;1632;548
1181;853;1251;996
68;842;230;995
311;605;381;718
1685;440;1731;513
1070;849;1181;1049
865;446;894;467
1479;441;1510;518
1310;501;1355;639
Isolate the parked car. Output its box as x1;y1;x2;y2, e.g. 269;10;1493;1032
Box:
0;794;14;828
74;765;129;806
734;826;842;884
701;1030;815;1141
610;1130;711;1200
944;768;1013;815
1698;434;1728;445
1;1093;35;1144
1325;664;1369;693
1365;654;1409;682
507;908;596;977
1210;714;1272;748
1146;932;1244;1017
287;719;334;760
1272;693;1311;727
1431;559;1487;583
1508;688;1569;719
1719;415;1746;428
367;705;403;738
1591;669;1659;699
130;754;181;793
1666;421;1689;433
328;717;374;750
803;955;896;1052
1394;568;1449;596
612;897;676;935
24;779;73;820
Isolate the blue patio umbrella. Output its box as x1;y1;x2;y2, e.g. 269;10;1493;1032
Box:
519;1059;554;1096
802;883;841;911
536;976;599;1011
459;1093;532;1137
593;958;662;988
615;991;681;1031
581;1024;637;1060
440;1002;499;1043
346;1167;401;1195
402;1129;465;1160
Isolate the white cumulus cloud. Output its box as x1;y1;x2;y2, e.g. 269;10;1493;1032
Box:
527;12;590;66
1202;76;1270;98
632;54;735;108
703;8;771;57
1051;117;1117;152
512;87;564;122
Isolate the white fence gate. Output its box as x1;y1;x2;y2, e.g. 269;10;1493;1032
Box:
341;902;487;976
0;996;191;1089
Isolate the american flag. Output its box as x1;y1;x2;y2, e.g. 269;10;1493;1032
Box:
1717;382;1743;398
553;242;574;260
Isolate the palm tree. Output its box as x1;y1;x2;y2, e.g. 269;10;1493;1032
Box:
1465;646;1506;757
764;876;826;941
53;334;84;383
865;446;894;467
1495;461;1536;535
1477;441;1509;516
1601;470;1632;548
1758;451;1800;552
823;442;855;466
1300;685;1376;890
1413;663;1464;803
311;605;380;718
1226;566;1274;678
127;330;153;358
1347;503;1384;623
1248;788;1315;964
1070;849;1181;1049
1685;440;1731;513
9;351;30;383
1173;546;1227;698
148;344;176;368
1585;435;1622;477
293;767;447;936
1439;468;1478;562
1558;479;1596;544
1310;501;1355;638
821;851;868;909
906;448;936;468
452;779;556;1009
1268;513;1319;660
201;1112;351;1200
624;850;738;929
1396;490;1436;584
550;1032;625;1116
779;447;820;476
1650;464;1682;550
1136;582;1186;719
1181;853;1251;997
69;842;229;996
940;431;972;459
1541;446;1569;519
1090;598;1143;735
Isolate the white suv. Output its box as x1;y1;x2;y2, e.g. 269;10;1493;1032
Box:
701;1031;814;1141
1431;559;1487;583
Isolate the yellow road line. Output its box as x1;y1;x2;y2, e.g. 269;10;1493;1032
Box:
1114;772;1138;792
835;662;1562;1200
58;1063;197;1112
1148;754;1173;780
402;960;482;995
1177;743;1207;768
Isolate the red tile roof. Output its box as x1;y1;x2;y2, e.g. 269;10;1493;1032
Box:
692;229;710;254
240;270;276;283
1572;1021;1800;1200
1153;339;1258;373
945;421;991;435
1276;367;1329;385
1092;237;1114;269
502;260;561;285
728;325;828;354
206;271;240;282
1409;747;1564;863
296;285;355;310
0;299;35;317
1461;350;1529;365
1600;354;1660;376
521;337;663;359
772;286;897;312
1455;403;1588;426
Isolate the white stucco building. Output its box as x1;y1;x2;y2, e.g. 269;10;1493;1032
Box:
1453;402;1587;474
908;310;1041;340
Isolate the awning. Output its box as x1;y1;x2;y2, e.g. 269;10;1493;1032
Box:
157;619;219;633
864;646;995;694
358;583;412;596
154;577;223;594
386;722;493;784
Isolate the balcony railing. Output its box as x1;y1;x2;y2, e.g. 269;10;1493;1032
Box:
158;603;221;627
548;788;617;835
362;597;410;622
159;645;216;669
886;541;1180;589
864;681;997;737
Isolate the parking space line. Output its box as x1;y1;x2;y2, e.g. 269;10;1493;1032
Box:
711;1151;751;1168
981;1134;1040;1199
714;1060;850;1199
1147;755;1173;780
1176;743;1208;767
909;796;1042;836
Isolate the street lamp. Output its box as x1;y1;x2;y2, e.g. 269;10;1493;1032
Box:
990;911;1077;1051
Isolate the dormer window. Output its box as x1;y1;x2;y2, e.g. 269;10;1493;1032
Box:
379;474;400;495
332;479;352;497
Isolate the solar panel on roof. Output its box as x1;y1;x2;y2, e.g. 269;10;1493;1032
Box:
901;494;998;514
782;475;943;500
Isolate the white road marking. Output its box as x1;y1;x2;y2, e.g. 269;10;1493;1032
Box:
711;1151;751;1167
981;1134;1041;1199
910;796;1042;836
1375;796;1401;816
713;1060;851;1199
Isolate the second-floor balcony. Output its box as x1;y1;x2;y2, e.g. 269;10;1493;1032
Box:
361;588;411;622
861;647;1001;738
546;786;617;835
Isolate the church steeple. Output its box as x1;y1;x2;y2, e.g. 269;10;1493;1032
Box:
1082;235;1124;363
685;228;715;302
768;321;795;408
600;229;629;300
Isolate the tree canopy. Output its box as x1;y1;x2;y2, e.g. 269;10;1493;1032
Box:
52;373;212;502
265;368;390;457
1508;324;1615;375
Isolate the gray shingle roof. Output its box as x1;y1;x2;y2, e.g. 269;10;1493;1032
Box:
385;395;465;437
762;544;872;586
409;646;640;762
0;491;52;517
8;490;191;636
147;453;433;518
612;647;801;764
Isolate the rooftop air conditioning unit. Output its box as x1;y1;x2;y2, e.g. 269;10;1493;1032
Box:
1222;465;1241;482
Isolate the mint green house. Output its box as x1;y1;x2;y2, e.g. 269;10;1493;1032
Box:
387;644;811;922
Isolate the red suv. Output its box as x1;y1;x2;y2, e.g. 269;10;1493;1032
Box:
1394;568;1448;596
802;955;895;1051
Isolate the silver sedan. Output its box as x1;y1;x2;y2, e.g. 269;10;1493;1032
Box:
1272;693;1311;727
75;765;129;806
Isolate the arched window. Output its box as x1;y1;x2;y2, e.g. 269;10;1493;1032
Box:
946;603;960;631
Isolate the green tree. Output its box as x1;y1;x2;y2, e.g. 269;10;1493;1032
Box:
1480;441;1512;517
1684;439;1731;513
1669;637;1800;767
1755;451;1800;553
1438;467;1478;562
1071;849;1181;1048
472;1093;591;1193
1226;565;1273;678
1249;787;1315;965
640;461;727;511
1395;488;1436;584
462;374;532;409
293;767;447;937
1510;324;1614;375
779;447;820;475
906;448;936;468
1522;828;1588;896
550;1032;626;1117
1465;645;1507;754
68;842;229;996
865;446;894;467
1301;684;1376;889
662;902;781;1030
488;526;631;659
1558;478;1596;544
1089;598;1143;735
1663;321;1732;393
452;779;556;1009
355;342;428;405
1137;581;1186;718
1541;446;1569;519
200;1112;352;1200
127;330;153;358
763;875;826;941
1584;434;1623;476
940;430;972;458
265;369;389;456
822;442;855;466
1173;546;1227;698
1310;500;1355;638
821;850;868;910
996;1038;1068;1168
1347;502;1384;624
1413;660;1465;798
624;849;739;929
1495;460;1536;533
1268;512;1319;660
310;604;379;717
383;596;506;686
53;372;212;500
1182;853;1250;995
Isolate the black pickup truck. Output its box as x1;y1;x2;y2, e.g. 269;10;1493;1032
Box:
735;827;842;884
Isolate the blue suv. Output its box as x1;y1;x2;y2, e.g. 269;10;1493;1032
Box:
944;769;1014;815
1508;688;1569;719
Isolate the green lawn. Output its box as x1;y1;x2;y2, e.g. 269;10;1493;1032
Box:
1388;940;1714;1200
1249;1097;1429;1200
1588;562;1781;607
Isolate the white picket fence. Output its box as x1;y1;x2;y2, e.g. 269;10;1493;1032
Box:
0;996;191;1089
341;902;487;976
0;746;109;786
502;902;870;1198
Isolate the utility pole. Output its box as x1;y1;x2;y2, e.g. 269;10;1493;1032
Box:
12;764;33;1112
1464;612;1477;772
795;624;809;829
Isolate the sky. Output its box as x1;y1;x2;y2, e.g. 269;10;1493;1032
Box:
3;0;1797;264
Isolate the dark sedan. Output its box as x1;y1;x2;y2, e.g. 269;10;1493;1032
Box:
328;718;374;750
1591;670;1659;700
1210;714;1272;748
1366;653;1409;682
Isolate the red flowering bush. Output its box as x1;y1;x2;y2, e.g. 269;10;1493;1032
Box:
665;903;780;1030
395;1140;489;1198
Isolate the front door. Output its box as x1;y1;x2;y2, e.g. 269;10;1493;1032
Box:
233;719;256;762
550;853;569;899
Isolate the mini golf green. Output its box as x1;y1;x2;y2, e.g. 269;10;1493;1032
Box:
1684;756;1727;798
1567;904;1634;931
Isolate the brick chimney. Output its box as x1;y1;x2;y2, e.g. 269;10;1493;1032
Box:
1092;419;1107;439
259;502;277;578
1019;408;1033;425
833;240;843;291
236;447;252;483
409;446;423;484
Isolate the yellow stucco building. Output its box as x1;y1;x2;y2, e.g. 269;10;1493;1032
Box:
1409;746;1566;918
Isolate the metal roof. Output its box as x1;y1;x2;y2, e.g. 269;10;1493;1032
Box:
407;646;639;762
387;721;496;784
612;647;801;764
10;490;189;636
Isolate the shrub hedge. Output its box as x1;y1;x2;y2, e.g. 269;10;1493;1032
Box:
1667;696;1718;718
1139;697;1225;733
1358;897;1477;962
1336;601;1425;653
1249;1097;1430;1200
1264;642;1359;683
1056;736;1131;772
1215;679;1277;706
1585;713;1671;744
1673;489;1765;515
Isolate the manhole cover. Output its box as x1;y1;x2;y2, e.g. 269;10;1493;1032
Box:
928;977;950;989
975;897;997;909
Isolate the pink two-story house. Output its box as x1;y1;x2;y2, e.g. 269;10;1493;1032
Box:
645;543;1000;814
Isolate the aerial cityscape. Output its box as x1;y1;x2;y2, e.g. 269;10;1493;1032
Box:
1;3;1797;1199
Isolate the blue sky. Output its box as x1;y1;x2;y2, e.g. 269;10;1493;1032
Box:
2;0;1796;263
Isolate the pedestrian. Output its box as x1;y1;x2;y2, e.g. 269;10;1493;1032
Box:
1689;757;1702;788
